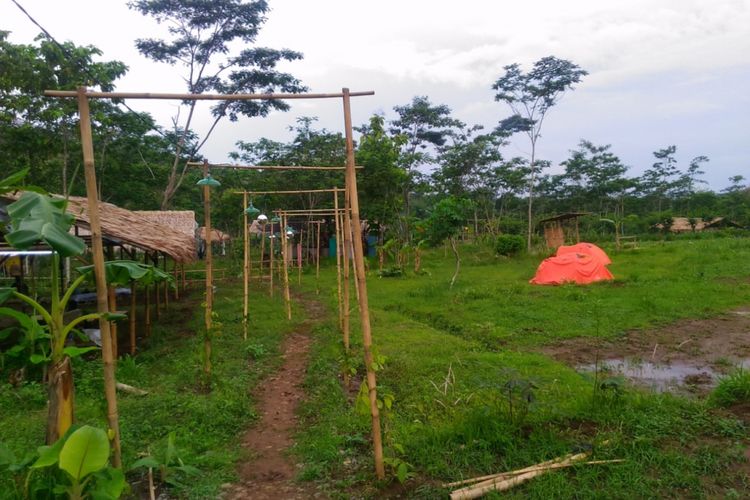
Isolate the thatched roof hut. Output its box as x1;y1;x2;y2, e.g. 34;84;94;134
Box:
198;227;231;242
658;217;743;233
1;194;198;263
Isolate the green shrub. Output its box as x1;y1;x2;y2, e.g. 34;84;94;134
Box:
495;234;525;256
710;368;750;407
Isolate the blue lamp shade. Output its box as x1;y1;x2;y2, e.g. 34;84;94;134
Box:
197;174;221;187
244;201;260;216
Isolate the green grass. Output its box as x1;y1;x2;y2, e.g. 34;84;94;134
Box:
0;265;302;499
711;369;750;408
295;237;750;498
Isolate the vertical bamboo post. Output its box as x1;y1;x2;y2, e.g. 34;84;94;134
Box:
76;87;121;468
343;88;384;479
334;193;344;334
144;252;152;338
297;239;302;285
107;286;118;360
315;221;321;295
162;254;169;309
243;192;249;340
259;222;266;284
202;160;213;377
281;214;292;321
154;254;161;321
129;282;136;356
342;190;352;353
172;260;179;301
269;230;274;297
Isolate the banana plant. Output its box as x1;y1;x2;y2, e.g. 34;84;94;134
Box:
0;192;167;443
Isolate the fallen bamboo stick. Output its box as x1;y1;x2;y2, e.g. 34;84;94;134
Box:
450;452;592;499
444;459;624;489
116;382;148;396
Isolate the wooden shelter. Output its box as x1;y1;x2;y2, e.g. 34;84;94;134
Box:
538;212;590;249
658;216;744;233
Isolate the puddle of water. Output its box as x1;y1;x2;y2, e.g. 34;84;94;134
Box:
578;358;717;393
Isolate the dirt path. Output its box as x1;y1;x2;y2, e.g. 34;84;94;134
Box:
223;297;327;499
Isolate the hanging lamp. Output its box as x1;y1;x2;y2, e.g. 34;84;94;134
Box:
196;174;221;187
244;201;260;216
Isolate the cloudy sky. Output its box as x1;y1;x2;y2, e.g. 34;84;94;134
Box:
3;0;749;189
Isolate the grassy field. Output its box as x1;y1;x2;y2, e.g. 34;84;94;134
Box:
1;237;749;498
296;237;750;498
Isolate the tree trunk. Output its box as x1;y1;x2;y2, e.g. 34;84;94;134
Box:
449;237;461;288
46;356;74;444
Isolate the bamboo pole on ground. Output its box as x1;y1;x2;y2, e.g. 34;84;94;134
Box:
242;192;249;340
202;160;213;377
129;282;136;356
343;88;384;479
334;192;344;334
76;87;121;467
281;214;292;321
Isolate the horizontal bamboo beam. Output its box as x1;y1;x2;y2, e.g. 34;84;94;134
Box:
187;162;362;171
44;90;375;100
232;188;344;195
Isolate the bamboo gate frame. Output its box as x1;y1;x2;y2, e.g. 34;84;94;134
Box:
233;188;344;335
46;87;384;477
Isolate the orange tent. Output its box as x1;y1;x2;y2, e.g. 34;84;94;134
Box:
530;242;613;285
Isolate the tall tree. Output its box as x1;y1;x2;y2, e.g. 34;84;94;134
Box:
558;140;629;213
639;145;679;212
492;56;587;251
390;96;464;217
130;0;306;209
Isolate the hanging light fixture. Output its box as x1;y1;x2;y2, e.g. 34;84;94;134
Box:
257;214;268;222
244;201;260;216
196;174;221;187
285;226;295;237
270;216;281;223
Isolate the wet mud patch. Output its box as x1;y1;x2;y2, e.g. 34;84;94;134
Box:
541;308;750;393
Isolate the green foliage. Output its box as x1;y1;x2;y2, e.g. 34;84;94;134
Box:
425;197;473;245
495;234;525;256
4;192;85;257
130;431;199;488
710;369;750;407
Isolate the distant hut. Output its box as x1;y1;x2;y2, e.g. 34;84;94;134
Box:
537;212;590;249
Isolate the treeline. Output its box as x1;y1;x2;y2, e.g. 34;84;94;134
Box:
1;31;748;247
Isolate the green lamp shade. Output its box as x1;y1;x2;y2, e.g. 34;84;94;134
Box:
271;216;281;223
244;201;260;216
197;174;221;187
285;226;295;236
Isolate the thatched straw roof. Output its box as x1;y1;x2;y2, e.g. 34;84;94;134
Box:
657;217;742;233
135;211;197;238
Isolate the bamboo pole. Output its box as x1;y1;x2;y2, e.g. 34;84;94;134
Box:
281;215;292;321
334;192;344;334
297;239;302;285
154;254;161;321
172;260;179;301
259;222;266;285
343;88;384;479
243;192;249;341
233;188;344;195
129;282;136;356
76;87;121;468
316;221;321;295
46;89;375;100
194;164;359;171
269;232;274;298
107;286;118;359
162;254;169;309
202;160;213;377
342;188;352;354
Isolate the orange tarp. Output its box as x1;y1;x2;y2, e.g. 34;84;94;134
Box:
530;242;613;285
